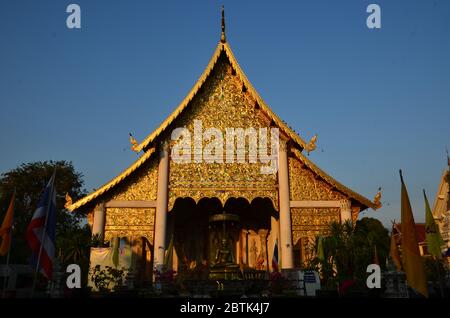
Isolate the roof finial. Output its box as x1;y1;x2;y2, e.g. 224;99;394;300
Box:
446;146;450;167
221;5;226;43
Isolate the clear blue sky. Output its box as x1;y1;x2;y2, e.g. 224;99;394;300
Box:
1;0;449;228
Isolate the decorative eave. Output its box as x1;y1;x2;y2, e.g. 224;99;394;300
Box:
432;169;449;219
291;148;379;211
133;40;309;153
66;147;156;211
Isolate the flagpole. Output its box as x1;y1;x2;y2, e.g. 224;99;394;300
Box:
2;235;12;299
433;256;445;298
30;169;56;298
2;188;15;299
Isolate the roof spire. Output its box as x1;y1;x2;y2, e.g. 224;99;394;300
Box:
446;146;450;167
221;5;226;43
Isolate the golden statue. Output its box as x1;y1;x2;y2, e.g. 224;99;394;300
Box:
305;134;317;154
374;187;382;208
129;133;139;152
64;193;73;209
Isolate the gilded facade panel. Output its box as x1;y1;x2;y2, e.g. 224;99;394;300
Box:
105;156;158;202
166;56;278;209
104;207;155;243
291;207;340;245
289;156;346;201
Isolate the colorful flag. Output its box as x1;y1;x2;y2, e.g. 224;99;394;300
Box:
0;191;15;256
400;170;428;298
423;190;445;259
26;172;57;279
389;222;402;272
272;239;279;272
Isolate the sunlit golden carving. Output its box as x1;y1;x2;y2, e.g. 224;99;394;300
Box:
167;60;279;210
291;207;340;246
104;207;155;243
374;188;382;208
66;148;156;211
107;156;159;202
289;156;345;201
129;133;140;152
304;134;317;154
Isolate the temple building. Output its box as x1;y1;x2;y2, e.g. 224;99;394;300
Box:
66;9;380;285
432;166;450;260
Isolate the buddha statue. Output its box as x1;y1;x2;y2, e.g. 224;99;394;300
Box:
212;238;235;266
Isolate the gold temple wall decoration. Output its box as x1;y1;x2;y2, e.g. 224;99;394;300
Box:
289;148;379;210
104;207;155;243
65;147;157;211
166;58;279;210
167;188;278;212
289;154;345;201
291;207;341;246
108;156;159;202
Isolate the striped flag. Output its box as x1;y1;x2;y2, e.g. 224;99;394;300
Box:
272;239;279;272
26;172;57;279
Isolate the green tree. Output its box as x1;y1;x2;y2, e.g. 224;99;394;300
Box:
0;161;88;266
354;217;390;269
310;217;390;289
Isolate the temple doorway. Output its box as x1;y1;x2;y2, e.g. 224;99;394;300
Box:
167;197;278;274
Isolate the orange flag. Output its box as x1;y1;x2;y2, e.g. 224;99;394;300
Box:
399;170;428;298
0;191;15;256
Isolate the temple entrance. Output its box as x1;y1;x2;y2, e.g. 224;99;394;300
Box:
167;197;278;275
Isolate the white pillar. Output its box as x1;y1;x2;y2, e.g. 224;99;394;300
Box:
92;202;106;241
278;142;294;269
340;199;352;223
268;216;279;270
154;142;169;271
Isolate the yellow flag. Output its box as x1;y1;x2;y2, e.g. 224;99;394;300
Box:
0;192;15;256
400;170;428;297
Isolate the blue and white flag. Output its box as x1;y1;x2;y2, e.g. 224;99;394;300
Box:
26;171;57;279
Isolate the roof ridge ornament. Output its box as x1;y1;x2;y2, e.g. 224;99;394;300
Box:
221;5;226;43
129;132;140;153
304;134;318;154
374;187;382;208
